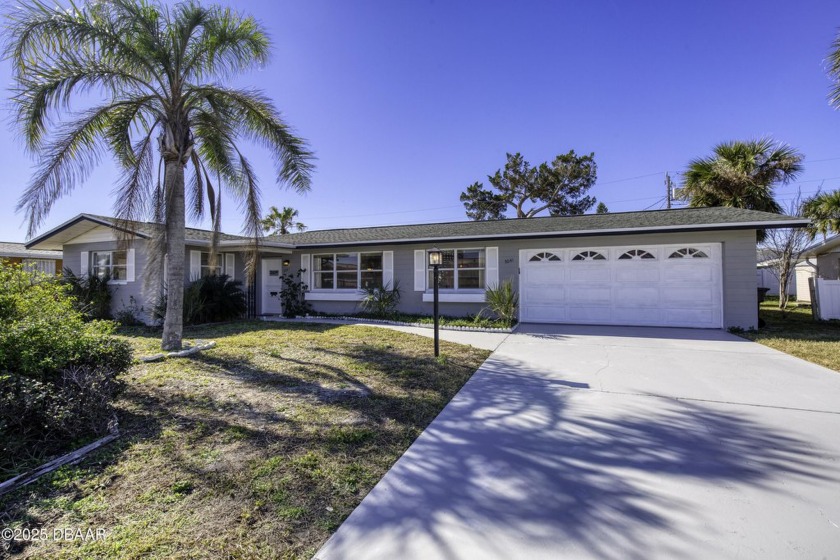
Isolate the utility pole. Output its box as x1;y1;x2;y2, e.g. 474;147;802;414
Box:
665;173;673;209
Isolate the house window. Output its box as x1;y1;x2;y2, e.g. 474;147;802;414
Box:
200;252;223;277
313;252;383;290
668;247;709;259
618;249;656;260
572;251;606;261
529;252;561;262
91;251;127;280
427;249;485;290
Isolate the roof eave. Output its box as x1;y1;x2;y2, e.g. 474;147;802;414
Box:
25;213;149;250
289;219;811;249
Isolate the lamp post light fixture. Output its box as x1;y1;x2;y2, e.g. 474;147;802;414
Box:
428;248;443;357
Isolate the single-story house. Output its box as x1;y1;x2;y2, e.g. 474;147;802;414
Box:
0;241;62;274
801;234;840;280
800;234;840;317
25;207;807;330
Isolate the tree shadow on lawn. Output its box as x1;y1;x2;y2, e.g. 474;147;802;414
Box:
318;353;836;560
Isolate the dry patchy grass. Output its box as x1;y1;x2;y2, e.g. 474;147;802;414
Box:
0;321;489;559
740;302;840;372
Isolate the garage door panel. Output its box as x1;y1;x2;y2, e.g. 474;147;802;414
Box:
523;305;567;322
613;307;662;324
568;266;608;283
566;286;611;305
567;306;612;323
520;244;722;328
613;266;660;283
661;287;716;306
613;286;661;307
525;267;563;285
664;263;715;282
663;308;718;327
523;285;564;304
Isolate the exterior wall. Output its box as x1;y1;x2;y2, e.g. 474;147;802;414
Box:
288;229;759;329
1;256;62;273
64;239;151;320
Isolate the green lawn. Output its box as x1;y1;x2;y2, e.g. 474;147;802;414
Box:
740;301;840;372
0;321;489;559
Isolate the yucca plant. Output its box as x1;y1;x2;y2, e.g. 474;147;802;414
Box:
479;280;518;327
359;281;401;318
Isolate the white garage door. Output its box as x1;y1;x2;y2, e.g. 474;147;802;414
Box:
520;244;722;328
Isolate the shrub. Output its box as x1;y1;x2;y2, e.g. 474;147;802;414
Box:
0;263;131;478
154;274;246;325
358;280;401;318
116;295;146;326
478;280;518;327
62;267;113;320
280;268;312;318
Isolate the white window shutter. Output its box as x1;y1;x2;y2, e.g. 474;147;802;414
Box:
225;254;235;279
414;250;426;292
382;251;394;288
485;247;499;289
300;254;311;287
80;251;89;276
127;248;136;282
190;250;201;281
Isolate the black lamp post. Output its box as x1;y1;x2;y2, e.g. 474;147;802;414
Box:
428;247;442;357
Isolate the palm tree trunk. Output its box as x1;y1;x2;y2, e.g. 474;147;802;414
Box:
162;159;186;350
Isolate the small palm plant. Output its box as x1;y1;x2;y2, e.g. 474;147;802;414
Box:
479;280;518;328
359;281;401;318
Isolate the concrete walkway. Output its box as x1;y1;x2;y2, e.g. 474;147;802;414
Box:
314;324;840;560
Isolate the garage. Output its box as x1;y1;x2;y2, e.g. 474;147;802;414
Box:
519;244;722;328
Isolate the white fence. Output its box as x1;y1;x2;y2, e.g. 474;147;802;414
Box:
816;279;840;321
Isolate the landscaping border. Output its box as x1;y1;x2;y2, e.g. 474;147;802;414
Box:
264;315;515;333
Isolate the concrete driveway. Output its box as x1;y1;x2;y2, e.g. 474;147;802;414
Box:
315;325;840;560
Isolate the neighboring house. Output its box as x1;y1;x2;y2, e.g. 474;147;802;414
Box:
801;234;840;318
26;208;807;330
755;258;816;301
0;241;62;274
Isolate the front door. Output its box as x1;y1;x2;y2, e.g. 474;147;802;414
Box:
261;258;284;315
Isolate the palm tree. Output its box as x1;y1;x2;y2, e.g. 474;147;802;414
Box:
829;27;840;109
803;190;840;237
261;206;307;235
682;139;803;214
6;0;314;350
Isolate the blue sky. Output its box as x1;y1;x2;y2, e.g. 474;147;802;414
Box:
2;0;840;241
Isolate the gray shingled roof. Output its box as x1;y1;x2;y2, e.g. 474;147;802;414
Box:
0;241;62;259
86;215;251;242
269;207;808;247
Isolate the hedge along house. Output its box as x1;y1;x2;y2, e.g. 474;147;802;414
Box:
26;208;807;330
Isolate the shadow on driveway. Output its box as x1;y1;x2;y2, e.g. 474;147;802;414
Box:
316;353;835;560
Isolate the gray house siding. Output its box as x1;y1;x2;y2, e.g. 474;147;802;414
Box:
64;239;152;320
288;228;759;329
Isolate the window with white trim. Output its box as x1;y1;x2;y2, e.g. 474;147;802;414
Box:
91;251;127;280
200;252;223;277
313;252;383;289
427;249;485;290
572;251;606;261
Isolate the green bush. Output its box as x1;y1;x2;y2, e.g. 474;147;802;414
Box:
279;268;312;318
0;263;131;478
358;280;401;318
154;274;246;325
